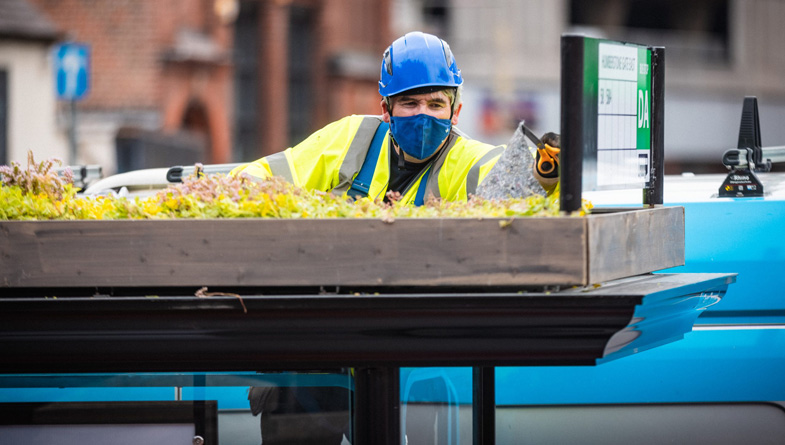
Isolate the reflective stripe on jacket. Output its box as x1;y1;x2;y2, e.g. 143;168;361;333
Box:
231;115;504;204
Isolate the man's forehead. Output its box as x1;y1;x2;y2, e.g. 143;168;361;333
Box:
394;91;450;102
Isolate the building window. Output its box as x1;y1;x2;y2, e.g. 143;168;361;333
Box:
422;0;449;38
232;1;260;162
569;0;730;65
287;5;316;146
0;70;7;164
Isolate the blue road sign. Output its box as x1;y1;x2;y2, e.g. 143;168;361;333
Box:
55;42;90;100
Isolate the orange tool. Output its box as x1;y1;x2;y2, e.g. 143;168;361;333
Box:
521;123;560;177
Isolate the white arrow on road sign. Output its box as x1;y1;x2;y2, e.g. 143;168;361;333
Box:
55;43;90;100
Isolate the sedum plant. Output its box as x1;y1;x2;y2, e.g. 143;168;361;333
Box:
1;154;590;221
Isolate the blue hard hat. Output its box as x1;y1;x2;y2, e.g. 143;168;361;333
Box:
378;31;463;97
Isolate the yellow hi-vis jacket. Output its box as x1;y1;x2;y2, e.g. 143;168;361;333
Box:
231;115;504;205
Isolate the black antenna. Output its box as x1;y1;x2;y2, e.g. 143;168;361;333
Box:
719;97;765;197
737;97;761;151
737;96;770;171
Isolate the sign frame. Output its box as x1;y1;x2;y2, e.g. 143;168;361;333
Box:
560;35;665;212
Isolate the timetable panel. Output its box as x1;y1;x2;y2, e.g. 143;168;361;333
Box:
595;42;651;188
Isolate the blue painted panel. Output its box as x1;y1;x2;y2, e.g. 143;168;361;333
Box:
496;328;785;405
181;386;252;410
0;387;173;404
0;372;352;411
666;199;785;314
402;328;785;405
0;386;253;410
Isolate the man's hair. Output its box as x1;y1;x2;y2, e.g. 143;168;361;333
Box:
385;85;463;115
443;86;462;113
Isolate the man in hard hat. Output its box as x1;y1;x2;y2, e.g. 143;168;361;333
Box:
233;31;554;205
243;31;559;444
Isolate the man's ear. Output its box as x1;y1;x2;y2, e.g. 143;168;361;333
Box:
381;99;391;123
451;102;462;126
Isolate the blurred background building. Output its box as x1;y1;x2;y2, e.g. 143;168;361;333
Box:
0;0;61;165
25;0;237;172
1;0;784;175
437;0;785;173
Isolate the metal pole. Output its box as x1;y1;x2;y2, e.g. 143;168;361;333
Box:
353;366;400;445
473;366;495;445
645;47;665;207
192;373;207;443
560;35;585;213
69;99;78;165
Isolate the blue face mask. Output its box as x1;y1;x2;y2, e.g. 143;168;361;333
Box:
389;113;452;160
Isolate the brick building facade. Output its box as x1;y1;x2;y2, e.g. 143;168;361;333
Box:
233;0;391;161
29;0;234;170
27;0;391;172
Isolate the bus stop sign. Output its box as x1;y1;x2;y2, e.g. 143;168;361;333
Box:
54;42;90;100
